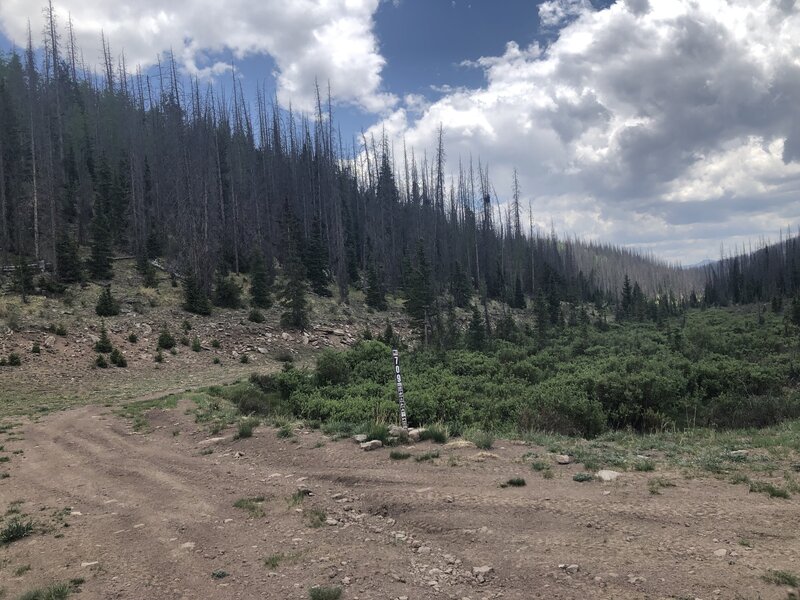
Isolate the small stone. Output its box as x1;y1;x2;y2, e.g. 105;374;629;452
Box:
713;549;727;557
565;564;579;574
181;542;195;549
81;561;99;567
44;335;56;348
360;440;382;451
444;440;476;449
417;546;431;554
325;518;339;526
408;428;424;442
472;565;494;577
555;454;572;465
352;434;368;443
729;450;749;457
389;425;407;437
596;470;621;482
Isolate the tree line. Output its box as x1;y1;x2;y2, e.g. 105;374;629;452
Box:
1;5;705;331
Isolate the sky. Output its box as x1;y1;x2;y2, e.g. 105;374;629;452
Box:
2;0;800;265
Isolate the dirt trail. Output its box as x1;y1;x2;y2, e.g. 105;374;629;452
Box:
1;404;798;599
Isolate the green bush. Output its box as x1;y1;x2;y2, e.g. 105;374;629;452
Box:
110;348;127;367
157;328;175;350
95;286;120;316
95;354;108;368
419;423;449;444
316;350;349;386
192;336;201;352
248;308;265;323
465;428;494;449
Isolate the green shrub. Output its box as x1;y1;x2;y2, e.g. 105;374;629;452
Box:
504;477;526;487
94;323;113;353
154;350;164;363
128;332;138;343
274;349;293;363
211;338;221;348
240;354;250;364
390;450;411;460
192;336;201;352
749;480;790;499
180;335;190;346
0;517;34;544
309;586;342;600
761;570;799;587
248;308;265;323
31;342;40;354
55;323;67;336
7;352;21;366
95;354;108;368
157;328;175;350
573;472;593;482
316;350;349;385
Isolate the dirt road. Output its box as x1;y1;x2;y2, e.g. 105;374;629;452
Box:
1;403;798;599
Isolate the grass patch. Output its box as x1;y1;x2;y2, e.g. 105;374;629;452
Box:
761;570;799;587
389;450;411;460
233;496;266;518
749;480;790;499
530;459;550;472
264;552;302;569
235;417;260;439
277;424;294;439
647;477;676;495
633;459;655;472
464;428;494;450
0;517;34;544
288;489;311;507
118;395;178;432
16;581;77;600
305;508;326;528
211;570;228;580
415;450;440;462
14;564;31;576
573;472;593;483
419;423;448;444
309;586;342;600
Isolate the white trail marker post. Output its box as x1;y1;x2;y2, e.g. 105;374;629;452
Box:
392;349;408;429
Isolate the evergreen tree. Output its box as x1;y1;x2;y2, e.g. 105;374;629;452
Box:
56;233;82;283
533;291;549;339
136;252;157;288
183;273;211;315
213;271;242;309
279;235;310;330
13;258;33;302
404;241;434;325
94;321;113;353
365;261;387;310
250;249;272;309
88;210;114;280
512;274;526;309
620;274;633;319
466;304;486;351
449;261;472;308
304;216;331;297
95;286;120;316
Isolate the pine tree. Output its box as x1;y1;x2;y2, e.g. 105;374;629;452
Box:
404;241;434;324
13;258;33;302
250;249;272;309
512;275;526;309
450;261;472;308
88;211;113;280
95;286;120;316
466;304;486;351
136;252;157;288
183;273;211;315
279;235;310;330
213;271;242;309
304;216;331;297
94;321;113;353
534;291;549;339
620;274;633;319
365;262;387;310
56;233;82;283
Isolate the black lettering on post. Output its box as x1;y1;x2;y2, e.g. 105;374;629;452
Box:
392;349;408;429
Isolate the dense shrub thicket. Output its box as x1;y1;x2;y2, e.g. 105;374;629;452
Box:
251;307;800;437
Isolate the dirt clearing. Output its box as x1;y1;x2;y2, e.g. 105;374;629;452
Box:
0;403;798;599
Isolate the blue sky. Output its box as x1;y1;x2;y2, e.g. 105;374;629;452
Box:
2;0;800;264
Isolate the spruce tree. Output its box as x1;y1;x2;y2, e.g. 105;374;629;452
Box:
365;262;387;311
404;241;434;324
136;252;157;288
213;271;242;309
13;258;33;303
620;274;633;319
56;233;82;283
279;235;310;330
304;216;331;297
466;304;486;351
88;211;114;280
250;250;272;309
512;275;526;309
94;321;113;353
450;261;472;308
95;286;120;316
183;273;211;315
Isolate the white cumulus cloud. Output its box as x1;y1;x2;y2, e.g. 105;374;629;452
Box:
0;0;396;113
369;0;800;263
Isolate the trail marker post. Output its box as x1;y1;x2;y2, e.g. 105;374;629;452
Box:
392;349;408;429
